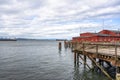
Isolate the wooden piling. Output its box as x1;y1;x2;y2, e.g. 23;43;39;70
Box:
74;52;77;64
92;58;96;70
64;40;67;48
115;44;118;65
83;44;87;68
96;44;98;54
76;53;79;65
98;59;104;66
84;55;86;68
79;55;91;69
58;42;62;51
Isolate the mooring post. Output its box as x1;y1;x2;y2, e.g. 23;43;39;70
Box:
64;40;66;48
71;42;73;51
74;52;77;65
58;42;62;51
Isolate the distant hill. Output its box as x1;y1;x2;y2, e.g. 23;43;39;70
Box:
0;38;17;41
16;38;57;41
56;39;67;41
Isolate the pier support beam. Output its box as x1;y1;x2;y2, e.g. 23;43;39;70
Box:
92;58;96;70
88;56;113;80
79;55;91;69
74;52;77;64
82;43;86;68
84;55;86;68
98;59;104;67
74;52;79;66
77;53;79;65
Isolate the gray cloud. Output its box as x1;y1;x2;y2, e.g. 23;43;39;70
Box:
0;0;12;5
0;0;120;39
17;0;47;9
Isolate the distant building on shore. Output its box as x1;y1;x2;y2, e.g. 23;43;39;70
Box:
72;30;120;43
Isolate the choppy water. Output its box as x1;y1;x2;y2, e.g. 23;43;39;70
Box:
0;41;108;80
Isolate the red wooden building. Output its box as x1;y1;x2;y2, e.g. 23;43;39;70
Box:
72;30;120;43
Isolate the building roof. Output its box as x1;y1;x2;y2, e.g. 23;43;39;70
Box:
93;33;111;36
109;30;120;34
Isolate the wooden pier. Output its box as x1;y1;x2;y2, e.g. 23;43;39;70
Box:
72;42;120;80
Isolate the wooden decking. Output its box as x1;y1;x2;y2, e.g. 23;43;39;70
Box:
73;43;120;66
72;42;120;80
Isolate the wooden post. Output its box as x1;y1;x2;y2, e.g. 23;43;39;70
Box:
58;42;62;51
84;55;86;68
98;59;104;74
79;55;91;69
74;52;77;64
115;44;117;65
83;43;86;68
115;45;120;80
76;53;79;65
92;58;96;71
96;44;98;54
99;59;104;66
91;44;98;70
71;42;73;51
92;44;98;70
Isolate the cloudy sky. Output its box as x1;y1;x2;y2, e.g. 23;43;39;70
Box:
0;0;120;39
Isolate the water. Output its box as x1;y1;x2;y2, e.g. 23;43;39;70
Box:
0;41;108;80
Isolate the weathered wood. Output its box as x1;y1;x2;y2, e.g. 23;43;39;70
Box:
92;58;96;70
115;45;118;66
72;42;120;79
76;53;79;65
96;44;98;54
116;74;120;80
79;55;91;69
82;44;87;67
74;52;77;64
88;56;113;80
84;55;86;68
58;42;62;51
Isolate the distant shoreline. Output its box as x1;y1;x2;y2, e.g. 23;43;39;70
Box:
0;39;17;41
0;38;67;41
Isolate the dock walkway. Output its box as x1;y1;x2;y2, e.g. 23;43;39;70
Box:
72;42;120;80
